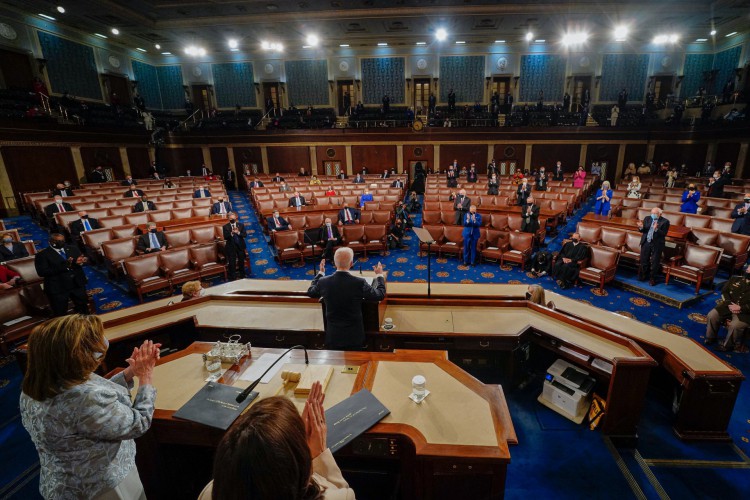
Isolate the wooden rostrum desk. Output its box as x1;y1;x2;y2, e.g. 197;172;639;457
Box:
94;280;741;459
133;343;513;500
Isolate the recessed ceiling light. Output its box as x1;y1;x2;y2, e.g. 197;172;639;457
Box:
562;32;588;46
525;32;533;41
455;41;465;44
535;39;546;43
56;6;65;14
416;42;426;45
228;39;238;49
614;26;629;41
339;44;349;47
111;28;119;35
136;47;147;52
710;30;717;36
155;44;161;49
94;33;107;39
230;48;239;52
494;40;505;43
306;34;319;46
435;28;447;41
695;38;708;42
302;45;311;49
161;52;172;55
668;34;679;43
39;14;56;21
377;42;388;46
725;32;737;37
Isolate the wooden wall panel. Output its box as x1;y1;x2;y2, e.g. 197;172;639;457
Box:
653;143;707;172
623;144;648;177
266;146;310;173
315;145;348;175
80;147;124;180
531;144;581;172
232;147;263;174
158;147;204;176
439;144;488;173
585;144;620;183
2;146;77;209
403;144;434;176
351;145;397;174
209;147;230;177
492;144;527;175
127;147;152;178
714;143;741;169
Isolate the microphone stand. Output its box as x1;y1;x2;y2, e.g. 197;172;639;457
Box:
236;344;309;403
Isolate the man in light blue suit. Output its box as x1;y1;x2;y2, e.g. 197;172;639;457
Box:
462;205;482;267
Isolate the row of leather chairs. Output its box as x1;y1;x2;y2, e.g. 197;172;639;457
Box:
423;212;547;246
612;198;737;219
616;209;735;232
268;211;393;231
425;189;581;213
255;195;401;213
424;197;570;214
272;225;389;265
56;207;218;235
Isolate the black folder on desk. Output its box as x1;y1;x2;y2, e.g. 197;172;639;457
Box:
325;389;390;453
173;382;254;430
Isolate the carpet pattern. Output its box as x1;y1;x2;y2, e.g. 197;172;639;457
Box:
1;188;748;499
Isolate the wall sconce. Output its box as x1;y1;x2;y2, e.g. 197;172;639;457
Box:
513;76;520;89
35;58;47;73
594;75;602;88
406;78;411;89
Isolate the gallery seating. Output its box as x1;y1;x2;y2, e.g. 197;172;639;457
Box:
124;254;172;303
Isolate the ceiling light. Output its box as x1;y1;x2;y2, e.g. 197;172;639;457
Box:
136;47;147;52
455;41;465;44
261;41;270;50
161;52;172;55
435;28;447;41
94;33;107;39
525;32;534;41
535;39;545;43
726;32;737;37
339;44;349;47
614;26;629;41
562;32;588;46
710;30;717;36
198;48;206;56
695;38;708;42
302;45;311;49
306;34;319;46
416;42;426;45
154;44;161;49
653;34;679;44
185;46;196;55
111;28;119;35
377;42;388;46
228;39;238;49
56;6;65;14
39;14;56;21
494;40;506;43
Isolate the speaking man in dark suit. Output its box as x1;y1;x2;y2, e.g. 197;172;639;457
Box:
121;175;137;187
318;218;341;261
34;233;88;316
223;212;247;280
637;207;670;286
730;194;750;236
267;210;291;232
338;204;360;226
462;205;482;266
288;191;306;207
212;197;232;216
0;233;28;261
521;196;541;234
137;222;167;254
124;185;144;198
52;183;74;198
453;189;471;225
133;196;157;212
69;211;101;236
307;247;386;349
88;165;106;183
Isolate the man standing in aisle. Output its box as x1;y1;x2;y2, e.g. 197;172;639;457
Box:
462;205;482;266
34;233;89;316
223;212;247;280
637;207;670;286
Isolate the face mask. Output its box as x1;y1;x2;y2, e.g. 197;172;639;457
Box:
94;337;109;360
326;223;331;227
572;238;579;243
688;186;695;191
149;228;157;233
229;218;236;223
3;238;12;244
81;215;88;219
651;214;658;220
64;182;71;187
745;198;750;203
199;289;206;297
142;198;148;202
50;240;64;249
219;200;224;203
54;199;62;204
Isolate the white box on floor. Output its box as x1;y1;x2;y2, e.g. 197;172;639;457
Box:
538;359;595;424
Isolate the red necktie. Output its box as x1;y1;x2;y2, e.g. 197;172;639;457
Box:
345;209;351;222
58;203;65;212
274;217;280;227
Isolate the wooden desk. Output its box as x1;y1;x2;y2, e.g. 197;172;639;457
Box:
136;343;513;499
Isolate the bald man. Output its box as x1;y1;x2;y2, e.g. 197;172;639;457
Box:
307;248;386;349
637;207;670;286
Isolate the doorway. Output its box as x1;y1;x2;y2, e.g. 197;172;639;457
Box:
191;85;211;115
653;76;674;105
106;74;131;106
263;82;280;115
337;80;354;116
571;76;592;111
323;161;342;176
413;78;431;114
0;49;34;90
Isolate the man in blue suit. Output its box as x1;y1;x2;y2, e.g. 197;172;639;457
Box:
462;205;482;266
193;185;211;198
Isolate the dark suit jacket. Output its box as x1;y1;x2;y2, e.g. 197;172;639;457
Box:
521;205;541;233
466;172;478;183
517;184;532;205
708;177;728;198
453;195;470;212
267;215;290;232
137;231;167;253
249;181;264;188
352;177;365;184
124;189;144;198
223;222;247;250
0;241;29;261
272;176;285;182
44;201;74;219
731;203;750;235
70;218;101;235
391;180;404;188
307;271;386;347
193;189;212;198
381;172;391;178
211;201;232;214
34;245;87;295
338;208;360;225
337;173;348;179
318;225;341;243
288;195;306;207
89;170;106;183
553;168;565;181
133;201;157;212
121;179;138;186
639;216;670;246
52;188;74;197
716;276;750;324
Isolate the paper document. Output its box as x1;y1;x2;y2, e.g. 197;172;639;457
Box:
238;352;291;383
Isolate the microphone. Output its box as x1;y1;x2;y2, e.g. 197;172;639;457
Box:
359;262;363;275
236;344;309;403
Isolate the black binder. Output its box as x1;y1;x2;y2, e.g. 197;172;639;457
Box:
325;389;390;453
173;382;256;430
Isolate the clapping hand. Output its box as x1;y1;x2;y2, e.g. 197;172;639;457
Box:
302;381;327;459
373;261;384;275
123;339;161;385
319;259;326;274
729;303;741;314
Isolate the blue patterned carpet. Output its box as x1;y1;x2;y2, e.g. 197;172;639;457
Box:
1;189;749;499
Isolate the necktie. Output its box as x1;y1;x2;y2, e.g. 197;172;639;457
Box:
150;232;159;249
83;219;91;231
327;226;333;239
61;191;67;197
274;217;280;228
219;203;226;214
345;209;351;222
59;249;67;260
647;220;656;243
58;203;65;212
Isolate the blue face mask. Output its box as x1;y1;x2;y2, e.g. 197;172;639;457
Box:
651;214;658;220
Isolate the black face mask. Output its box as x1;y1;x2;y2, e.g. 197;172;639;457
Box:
229;218;237;223
572;238;580;244
149;228;157;233
50;240;64;249
525;292;532;300
745;198;750;203
688;187;695;191
81;215;88;219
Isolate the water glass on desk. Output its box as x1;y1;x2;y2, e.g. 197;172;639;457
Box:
204;353;222;382
412;375;426;403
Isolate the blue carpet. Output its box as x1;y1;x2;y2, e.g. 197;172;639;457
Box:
2;189;750;499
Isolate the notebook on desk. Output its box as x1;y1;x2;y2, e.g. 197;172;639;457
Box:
326;389;390;453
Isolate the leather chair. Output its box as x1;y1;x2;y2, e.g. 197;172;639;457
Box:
598;227;626;252
164;229;191;248
111;225;138;239
170;208;193;219
0;288;48;355
662;211;684;226
576;223;601;245
441;226;464;260
102;237;138;279
96;200;118;209
148;210;172;222
343;196;359;207
173;200;193;209
364;225;387;256
82;229;114;264
419;225;444;257
422;211;441;225
372;211;391;224
5;256;42;284
214;225;225;241
273;231;304;266
123;254;172;303
358;211;373;224
578;246;620;292
189;244;227;281
286;214;307;230
619;208;638;219
191;207;211;217
258;200;275;213
690;227;720;247
683;214;711;228
507;214;523;232
190;226;218;244
98;216;126;228
307;213;325;228
480;229;509;263
424;201;441;212
709;218;734;233
364;202;379;211
342;225;366;256
717;232;750;274
711;208;733;218
108;206;132;216
495;196;509;207
125;213;149;226
192;198;212;207
663;244;722;294
500;232;533;270
490;213;509;230
159;248;201;287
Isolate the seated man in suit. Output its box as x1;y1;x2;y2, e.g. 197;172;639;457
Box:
212;197;232;216
520;196;541;234
336;171;348;179
133;196;156;212
249;177;264;189
44;195;74;232
288;191;306;207
0;233;29;261
730;193;750;236
121;175;137;186
391;178;404;188
551;232;588;289
88;165;106;183
271;172;285;183
338;203;360;225
279;181;292;193
352;174;365;184
137;222;167;254
194;184;211;198
359;189;373;209
381;170;391;179
123;185;144;198
34;233;89;316
307;247;386;349
52;182;74;198
69;211;101;236
267;210;291;232
318;218;341;261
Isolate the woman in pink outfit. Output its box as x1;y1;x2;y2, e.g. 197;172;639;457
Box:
573;166;586;188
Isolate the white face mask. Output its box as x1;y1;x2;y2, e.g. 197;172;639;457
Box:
94;337;109;360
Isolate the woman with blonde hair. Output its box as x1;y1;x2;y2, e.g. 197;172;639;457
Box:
20;315;159;499
526;284;546;305
181;280;204;301
627;175;642;199
594;180;613;216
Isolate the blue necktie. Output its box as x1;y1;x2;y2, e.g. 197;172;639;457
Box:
647;220;656;243
83;219;91;231
59;249;67;260
150;232;159;249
